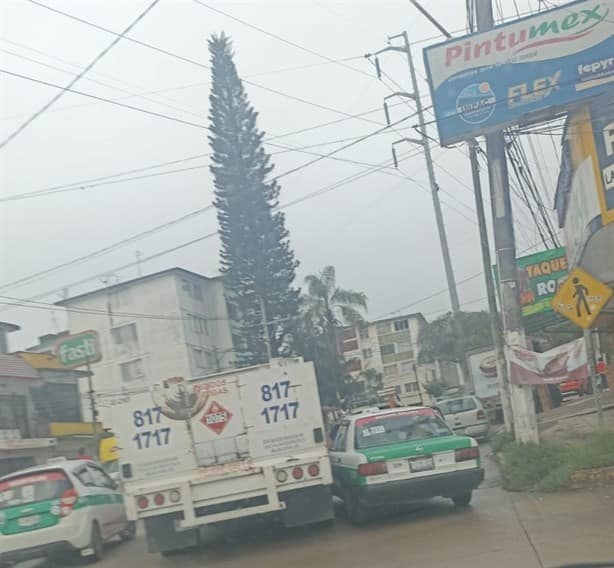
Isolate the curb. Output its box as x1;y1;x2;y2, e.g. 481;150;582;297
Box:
570;466;614;488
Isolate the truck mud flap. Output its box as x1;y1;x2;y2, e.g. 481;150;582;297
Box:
144;513;199;554
280;485;334;527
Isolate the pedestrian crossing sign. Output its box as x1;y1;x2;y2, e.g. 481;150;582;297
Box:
551;267;612;329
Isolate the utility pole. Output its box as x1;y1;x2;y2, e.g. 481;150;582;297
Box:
585;329;604;429
371;32;460;313
476;0;538;442
259;296;272;362
85;359;100;459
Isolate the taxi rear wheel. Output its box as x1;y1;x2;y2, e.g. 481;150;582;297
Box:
451;491;472;507
88;522;104;562
120;521;136;542
345;491;368;525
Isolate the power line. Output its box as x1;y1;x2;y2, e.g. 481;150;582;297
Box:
1;69;210;130
23;0;384;128
191;0;374;80
1;0;161;149
0;148;431;312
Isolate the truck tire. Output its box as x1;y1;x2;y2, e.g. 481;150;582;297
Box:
452;491;472;507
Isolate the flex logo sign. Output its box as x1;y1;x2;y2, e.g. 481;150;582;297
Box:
509;71;561;109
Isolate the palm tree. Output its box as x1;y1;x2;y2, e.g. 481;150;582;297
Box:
302;265;367;330
300;266;367;400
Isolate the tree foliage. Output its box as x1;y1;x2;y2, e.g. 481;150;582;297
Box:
298;266;367;403
208;33;300;365
418;311;493;365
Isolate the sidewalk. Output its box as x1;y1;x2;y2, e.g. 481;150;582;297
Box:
511;487;614;566
539;390;614;442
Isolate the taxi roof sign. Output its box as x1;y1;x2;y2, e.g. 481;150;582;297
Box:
551;267;613;329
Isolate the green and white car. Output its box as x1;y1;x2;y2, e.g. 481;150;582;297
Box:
0;459;134;565
329;406;484;524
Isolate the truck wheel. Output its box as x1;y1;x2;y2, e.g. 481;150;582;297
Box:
345;492;368;525
452;492;472;507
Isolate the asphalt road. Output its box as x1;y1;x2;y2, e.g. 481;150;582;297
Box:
17;446;614;568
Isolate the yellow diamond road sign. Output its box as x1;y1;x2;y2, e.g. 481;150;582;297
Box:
551;267;613;329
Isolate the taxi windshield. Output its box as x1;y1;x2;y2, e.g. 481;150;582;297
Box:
355;411;451;449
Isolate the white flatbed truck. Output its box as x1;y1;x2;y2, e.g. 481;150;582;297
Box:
111;358;334;555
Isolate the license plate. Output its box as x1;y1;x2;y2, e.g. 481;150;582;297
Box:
410;457;434;472
388;460;410;476
434;451;455;467
18;515;40;527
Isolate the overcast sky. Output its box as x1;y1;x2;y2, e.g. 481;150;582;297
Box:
0;0;562;350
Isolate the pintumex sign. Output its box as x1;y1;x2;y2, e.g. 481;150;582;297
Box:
424;0;614;145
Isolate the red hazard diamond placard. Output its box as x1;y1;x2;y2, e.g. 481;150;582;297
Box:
201;401;233;435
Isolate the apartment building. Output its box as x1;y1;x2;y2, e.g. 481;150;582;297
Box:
341;313;436;405
54;268;235;424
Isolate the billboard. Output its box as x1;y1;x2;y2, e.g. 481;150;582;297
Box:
423;0;614;145
517;247;568;317
467;348;500;399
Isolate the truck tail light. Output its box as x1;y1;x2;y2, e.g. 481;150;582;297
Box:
154;493;165;506
455;447;479;462
477;409;486;420
276;469;288;483
307;463;320;477
169;490;181;503
358;461;387;476
60;488;79;517
137;496;149;509
292;466;304;480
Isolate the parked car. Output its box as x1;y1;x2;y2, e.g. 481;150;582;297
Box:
329;406;484;524
437;395;489;440
559;376;591;397
0;459;135;566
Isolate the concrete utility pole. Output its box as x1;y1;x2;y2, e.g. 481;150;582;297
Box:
259;296;273;362
584;329;605;429
372;32;460;313
476;0;538;442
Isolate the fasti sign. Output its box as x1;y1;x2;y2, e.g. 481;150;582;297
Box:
55;330;102;369
424;0;614;145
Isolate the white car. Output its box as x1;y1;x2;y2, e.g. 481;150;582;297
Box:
437;395;489;440
0;459;134;566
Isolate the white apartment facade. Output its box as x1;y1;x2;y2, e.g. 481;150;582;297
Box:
341;313;440;405
55;268;235;424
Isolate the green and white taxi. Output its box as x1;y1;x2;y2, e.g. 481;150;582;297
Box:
0;459;134;565
329;406;484;524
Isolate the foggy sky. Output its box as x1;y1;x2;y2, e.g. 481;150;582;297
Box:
0;0;562;349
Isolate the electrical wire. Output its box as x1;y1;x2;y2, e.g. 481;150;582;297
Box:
0;0;161;149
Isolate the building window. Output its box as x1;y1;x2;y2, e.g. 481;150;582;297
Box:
189;314;209;335
182;279;204;301
394;319;409;331
376;322;390;335
111;323;138;345
394;385;402;395
358;327;369;340
404;382;413;393
192;348;206;370
396;340;413;354
0;395;29;437
399;361;414;375
362;348;373;359
380;344;395;356
384;364;398;377
120;359;145;383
